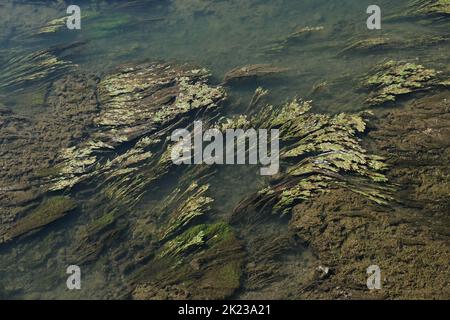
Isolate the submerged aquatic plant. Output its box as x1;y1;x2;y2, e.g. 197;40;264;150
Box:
34;16;69;35
386;0;450;22
410;0;450;17
339;36;450;56
133;222;244;300
0;196;76;244
223;64;289;84
363;60;448;106
0;45;77;92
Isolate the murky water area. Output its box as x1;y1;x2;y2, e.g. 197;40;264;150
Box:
0;0;449;299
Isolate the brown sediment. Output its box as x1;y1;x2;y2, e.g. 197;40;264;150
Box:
366;91;450;215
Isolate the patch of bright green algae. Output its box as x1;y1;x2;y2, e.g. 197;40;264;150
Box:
85;13;134;39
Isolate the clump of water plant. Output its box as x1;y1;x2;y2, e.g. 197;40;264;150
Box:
223;64;289;84
34;16;69;35
263;26;325;54
362;60;448;106
338;36;449;56
386;0;450;22
230;96;392;218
